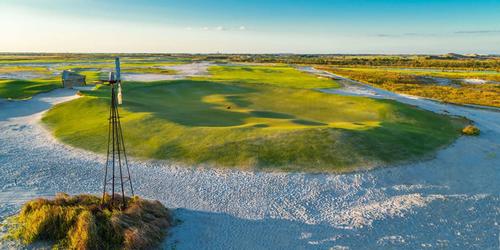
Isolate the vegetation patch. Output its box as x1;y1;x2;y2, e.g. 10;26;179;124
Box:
462;125;480;136
43;65;467;172
202;65;339;88
319;67;500;108
2;193;171;250
229;54;500;71
0;79;61;99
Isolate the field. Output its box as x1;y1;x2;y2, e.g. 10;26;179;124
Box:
318;66;500;107
1;54;498;249
0;79;61;99
42;64;466;172
0;54;477;171
0;54;189;97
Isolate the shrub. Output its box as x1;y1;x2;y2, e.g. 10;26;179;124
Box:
3;193;171;250
462;125;480;136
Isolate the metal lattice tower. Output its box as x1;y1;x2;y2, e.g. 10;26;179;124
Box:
102;58;134;207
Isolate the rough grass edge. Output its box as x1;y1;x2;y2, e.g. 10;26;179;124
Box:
1;193;171;250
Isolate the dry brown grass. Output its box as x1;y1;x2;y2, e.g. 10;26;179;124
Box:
462;125;480;136
3;193;171;250
320;67;500;108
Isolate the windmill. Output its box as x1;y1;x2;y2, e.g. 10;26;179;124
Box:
102;57;134;208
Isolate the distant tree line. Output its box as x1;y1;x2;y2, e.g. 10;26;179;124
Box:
224;54;500;71
1;53;498;71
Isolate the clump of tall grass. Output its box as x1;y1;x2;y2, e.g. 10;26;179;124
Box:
2;193;171;249
462;125;480;136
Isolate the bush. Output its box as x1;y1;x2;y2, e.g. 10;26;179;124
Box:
3;193;171;250
462;125;480;136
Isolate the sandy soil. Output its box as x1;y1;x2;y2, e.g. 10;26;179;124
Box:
0;72;47;80
121;73;185;82
460;78;495;84
120;62;211;82
0;65;499;249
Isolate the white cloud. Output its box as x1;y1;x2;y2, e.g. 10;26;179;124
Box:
194;26;245;32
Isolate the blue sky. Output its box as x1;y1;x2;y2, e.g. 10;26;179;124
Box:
1;0;499;54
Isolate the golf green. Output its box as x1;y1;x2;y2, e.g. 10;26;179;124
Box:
42;65;466;172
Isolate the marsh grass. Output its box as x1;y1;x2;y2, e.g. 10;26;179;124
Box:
320;67;500;107
3;193;171;250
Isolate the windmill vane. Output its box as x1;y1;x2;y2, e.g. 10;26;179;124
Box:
102;57;133;208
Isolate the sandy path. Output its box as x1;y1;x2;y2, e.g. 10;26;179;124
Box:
0;66;499;249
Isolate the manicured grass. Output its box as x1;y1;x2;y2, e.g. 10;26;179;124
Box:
0;79;61;99
203;65;339;88
3;193;170;249
43;65;466;172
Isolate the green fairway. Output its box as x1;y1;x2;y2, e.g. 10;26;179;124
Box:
0;79;61;99
204;65;339;88
43;65;466;172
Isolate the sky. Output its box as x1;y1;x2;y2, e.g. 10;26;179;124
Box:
1;0;499;54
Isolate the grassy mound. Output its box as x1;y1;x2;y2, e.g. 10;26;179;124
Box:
0;79;60;99
43;65;467;172
3;193;171;249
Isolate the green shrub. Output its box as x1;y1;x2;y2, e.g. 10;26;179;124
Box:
462;125;480;136
3;193;171;250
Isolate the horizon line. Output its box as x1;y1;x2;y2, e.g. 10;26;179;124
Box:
1;51;499;56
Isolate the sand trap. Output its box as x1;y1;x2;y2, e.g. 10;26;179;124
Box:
121;73;185;82
72;86;97;91
121;62;212;82
0;66;499;249
160;62;211;76
461;78;488;84
0;72;47;80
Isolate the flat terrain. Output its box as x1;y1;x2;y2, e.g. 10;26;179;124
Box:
318;66;500;107
0;54;190;97
42;65;465;172
0;78;498;249
1;54;498;249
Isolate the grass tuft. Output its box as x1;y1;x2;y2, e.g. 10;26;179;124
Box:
3;193;171;250
462;125;480;136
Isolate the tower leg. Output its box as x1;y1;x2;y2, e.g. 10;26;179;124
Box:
102;81;134;208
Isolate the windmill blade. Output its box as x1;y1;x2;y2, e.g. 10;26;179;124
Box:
115;57;121;81
117;84;123;105
115;57;123;105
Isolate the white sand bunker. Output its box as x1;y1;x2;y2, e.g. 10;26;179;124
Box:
121;73;185;82
121;62;212;82
160;62;211;76
0;72;46;80
461;78;488;84
1;69;500;248
299;67;383;98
